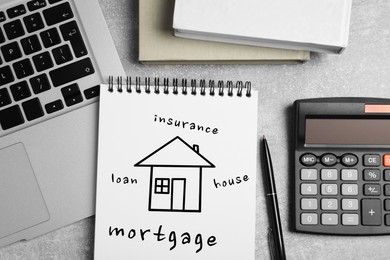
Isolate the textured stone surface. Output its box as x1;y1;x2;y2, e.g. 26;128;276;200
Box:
1;0;390;259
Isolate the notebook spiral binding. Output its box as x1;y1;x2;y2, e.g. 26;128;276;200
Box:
107;76;251;97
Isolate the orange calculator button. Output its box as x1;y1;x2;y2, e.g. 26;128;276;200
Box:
384;154;390;167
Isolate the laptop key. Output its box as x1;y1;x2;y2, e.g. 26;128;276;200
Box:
84;85;100;99
0;66;14;86
10;81;31;101
30;74;51;94
43;2;73;26
1;41;22;62
23;13;44;33
0;28;5;43
27;0;47;11
4;19;25;40
0;11;6;22
32;51;53;72
61;83;83;106
40;28;61;48
48;0;63;4
49;58;94;87
60;21;87;57
7;4;27;19
21;35;42;55
52;44;73;65
13;59;34;79
0;88;11;107
22;97;44;121
45;99;63;114
0;105;24;130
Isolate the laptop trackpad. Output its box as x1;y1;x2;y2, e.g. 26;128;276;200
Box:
0;143;50;239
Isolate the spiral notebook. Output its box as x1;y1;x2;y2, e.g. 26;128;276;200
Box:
94;77;258;259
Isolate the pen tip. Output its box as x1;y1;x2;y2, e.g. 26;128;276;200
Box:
262;135;266;140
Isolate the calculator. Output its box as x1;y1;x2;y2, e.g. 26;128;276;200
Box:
294;98;390;235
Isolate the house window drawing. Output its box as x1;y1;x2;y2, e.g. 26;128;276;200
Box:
155;178;170;194
134;136;215;213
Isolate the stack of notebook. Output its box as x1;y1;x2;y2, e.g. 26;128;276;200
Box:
139;0;310;64
173;0;352;54
139;0;352;64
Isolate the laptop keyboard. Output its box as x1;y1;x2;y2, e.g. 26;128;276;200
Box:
0;0;99;132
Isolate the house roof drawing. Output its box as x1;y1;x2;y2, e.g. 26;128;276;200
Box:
134;136;215;168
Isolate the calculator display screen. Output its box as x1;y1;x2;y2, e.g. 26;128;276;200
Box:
305;118;390;145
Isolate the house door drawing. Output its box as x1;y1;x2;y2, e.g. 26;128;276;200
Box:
171;179;186;210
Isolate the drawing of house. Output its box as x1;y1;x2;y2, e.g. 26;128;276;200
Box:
134;136;215;213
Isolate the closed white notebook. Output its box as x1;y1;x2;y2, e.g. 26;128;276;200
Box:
94;77;258;259
173;0;352;54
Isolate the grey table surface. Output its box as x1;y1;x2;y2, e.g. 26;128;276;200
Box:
1;0;390;259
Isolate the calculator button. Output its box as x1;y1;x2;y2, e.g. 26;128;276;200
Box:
300;153;317;166
300;169;317;180
364;184;381;196
321;169;337;180
321;184;338;195
385;184;390;196
341;169;358;181
301;183;317;195
363;154;380;166
342;199;358;210
301;198;318;210
385;199;390;211
341;184;358;195
386;215;390;226
341;154;358;167
363;169;380;181
301;213;318;225
321;153;337;167
321;199;338;210
321;213;338;225
362;199;381;226
384;154;390;167
385;170;390;181
342;214;359;226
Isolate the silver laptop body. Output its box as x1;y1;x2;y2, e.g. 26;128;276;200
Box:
0;0;124;247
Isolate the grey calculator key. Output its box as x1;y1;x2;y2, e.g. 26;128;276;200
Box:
341;184;358;195
363;154;380;166
364;184;380;196
301;183;317;195
363;169;380;181
341;154;358;167
301;213;318;225
362;199;381;226
321;153;337;167
321;199;338;210
342;199;358;210
322;213;338;225
341;169;358;181
321;169;337;180
301;169;317;180
384;169;390;181
321;184;338;195
301;198;318;210
342;214;359;225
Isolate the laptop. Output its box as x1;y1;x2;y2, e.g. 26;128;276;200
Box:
0;0;124;247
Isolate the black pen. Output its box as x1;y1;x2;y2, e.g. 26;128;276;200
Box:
262;136;286;260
